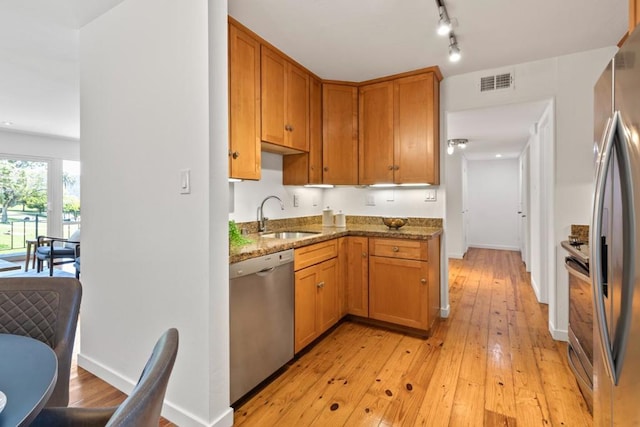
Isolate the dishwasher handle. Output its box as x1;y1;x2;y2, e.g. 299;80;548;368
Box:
256;267;276;276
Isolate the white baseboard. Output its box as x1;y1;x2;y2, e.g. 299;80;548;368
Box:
549;320;568;342
447;252;465;259
78;353;234;427
440;304;451;318
530;276;542;302
468;243;520;251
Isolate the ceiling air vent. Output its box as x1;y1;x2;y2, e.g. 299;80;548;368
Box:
479;72;514;92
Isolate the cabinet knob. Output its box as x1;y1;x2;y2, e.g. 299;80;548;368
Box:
421;278;427;285
392;246;399;252
317;281;325;289
323;167;329;172
362;252;367;258
284;124;290;131
232;151;240;159
393;165;399;170
228;150;232;157
388;165;394;170
289;125;294;131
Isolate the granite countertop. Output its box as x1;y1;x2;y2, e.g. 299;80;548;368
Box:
229;224;443;264
561;240;590;265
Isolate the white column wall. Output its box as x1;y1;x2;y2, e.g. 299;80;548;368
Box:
79;0;232;425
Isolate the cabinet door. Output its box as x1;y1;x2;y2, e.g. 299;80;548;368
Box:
428;235;441;330
295;266;320;353
282;76;321;185
261;46;286;146
346;237;369;317
317;258;339;334
394;73;440;184
287;63;310;151
308;77;323;183
369;256;429;330
322;84;358;184
358;81;394;184
228;23;261;180
631;0;640;33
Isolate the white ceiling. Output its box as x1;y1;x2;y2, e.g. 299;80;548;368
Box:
0;0;628;142
446;101;550;160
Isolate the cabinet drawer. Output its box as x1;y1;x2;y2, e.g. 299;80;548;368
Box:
369;238;427;260
295;239;338;271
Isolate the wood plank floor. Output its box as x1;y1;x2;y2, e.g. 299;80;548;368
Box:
234;248;592;426
69;354;175;426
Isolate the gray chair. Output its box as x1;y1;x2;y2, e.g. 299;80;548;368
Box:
0;277;82;407
31;328;179;427
36;229;81;276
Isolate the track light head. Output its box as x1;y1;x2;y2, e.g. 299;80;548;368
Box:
448;34;461;62
437;6;451;35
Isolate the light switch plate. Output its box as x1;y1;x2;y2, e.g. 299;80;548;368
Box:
293;194;300;207
180;169;191;194
365;194;375;206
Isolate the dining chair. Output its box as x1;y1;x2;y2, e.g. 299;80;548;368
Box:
0;277;82;407
30;328;179;427
36;229;81;276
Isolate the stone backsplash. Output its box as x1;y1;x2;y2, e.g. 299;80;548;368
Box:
570;224;589;244
233;215;443;234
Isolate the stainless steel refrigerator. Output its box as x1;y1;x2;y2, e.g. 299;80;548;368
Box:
592;28;640;426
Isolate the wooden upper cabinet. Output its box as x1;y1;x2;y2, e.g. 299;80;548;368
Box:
395;73;439;184
322;84;358;184
631;0;640;34
359;81;394;184
359;71;440;185
283;76;322;185
228;22;261;180
261;46;309;153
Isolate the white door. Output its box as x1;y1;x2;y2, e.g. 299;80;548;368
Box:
519;145;531;269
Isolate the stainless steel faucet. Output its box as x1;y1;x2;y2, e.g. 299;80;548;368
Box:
257;195;284;232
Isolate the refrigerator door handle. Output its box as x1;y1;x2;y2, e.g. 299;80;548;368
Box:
592;111;618;385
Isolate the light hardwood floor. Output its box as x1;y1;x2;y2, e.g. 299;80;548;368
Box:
234;248;592;426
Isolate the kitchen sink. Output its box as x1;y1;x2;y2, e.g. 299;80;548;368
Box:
261;231;320;239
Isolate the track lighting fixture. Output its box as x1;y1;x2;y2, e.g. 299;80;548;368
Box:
435;0;461;63
447;139;469;155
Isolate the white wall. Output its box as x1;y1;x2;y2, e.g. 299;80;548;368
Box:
79;1;232;426
466;158;519;250
443;46;616;339
229;152;323;222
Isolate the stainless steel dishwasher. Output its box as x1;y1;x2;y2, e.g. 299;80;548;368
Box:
229;249;294;404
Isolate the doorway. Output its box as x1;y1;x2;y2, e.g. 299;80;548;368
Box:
445;99;552;303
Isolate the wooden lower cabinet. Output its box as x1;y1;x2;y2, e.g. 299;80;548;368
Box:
369;255;429;330
346;236;369;317
294;257;339;353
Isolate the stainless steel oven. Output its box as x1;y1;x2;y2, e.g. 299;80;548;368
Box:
562;241;593;413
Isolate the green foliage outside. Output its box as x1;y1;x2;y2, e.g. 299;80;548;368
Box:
0;160;47;223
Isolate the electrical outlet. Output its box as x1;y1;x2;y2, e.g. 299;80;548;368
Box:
293;193;300;207
386;190;395;202
425;189;437;202
365;194;376;206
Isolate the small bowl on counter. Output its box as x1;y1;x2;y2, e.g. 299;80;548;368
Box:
382;217;408;229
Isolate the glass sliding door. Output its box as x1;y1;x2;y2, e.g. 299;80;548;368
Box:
0;157;49;255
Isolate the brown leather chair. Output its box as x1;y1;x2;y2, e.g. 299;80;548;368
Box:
31;328;179;427
0;277;82;407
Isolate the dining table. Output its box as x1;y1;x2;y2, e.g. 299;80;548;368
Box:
0;334;58;427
